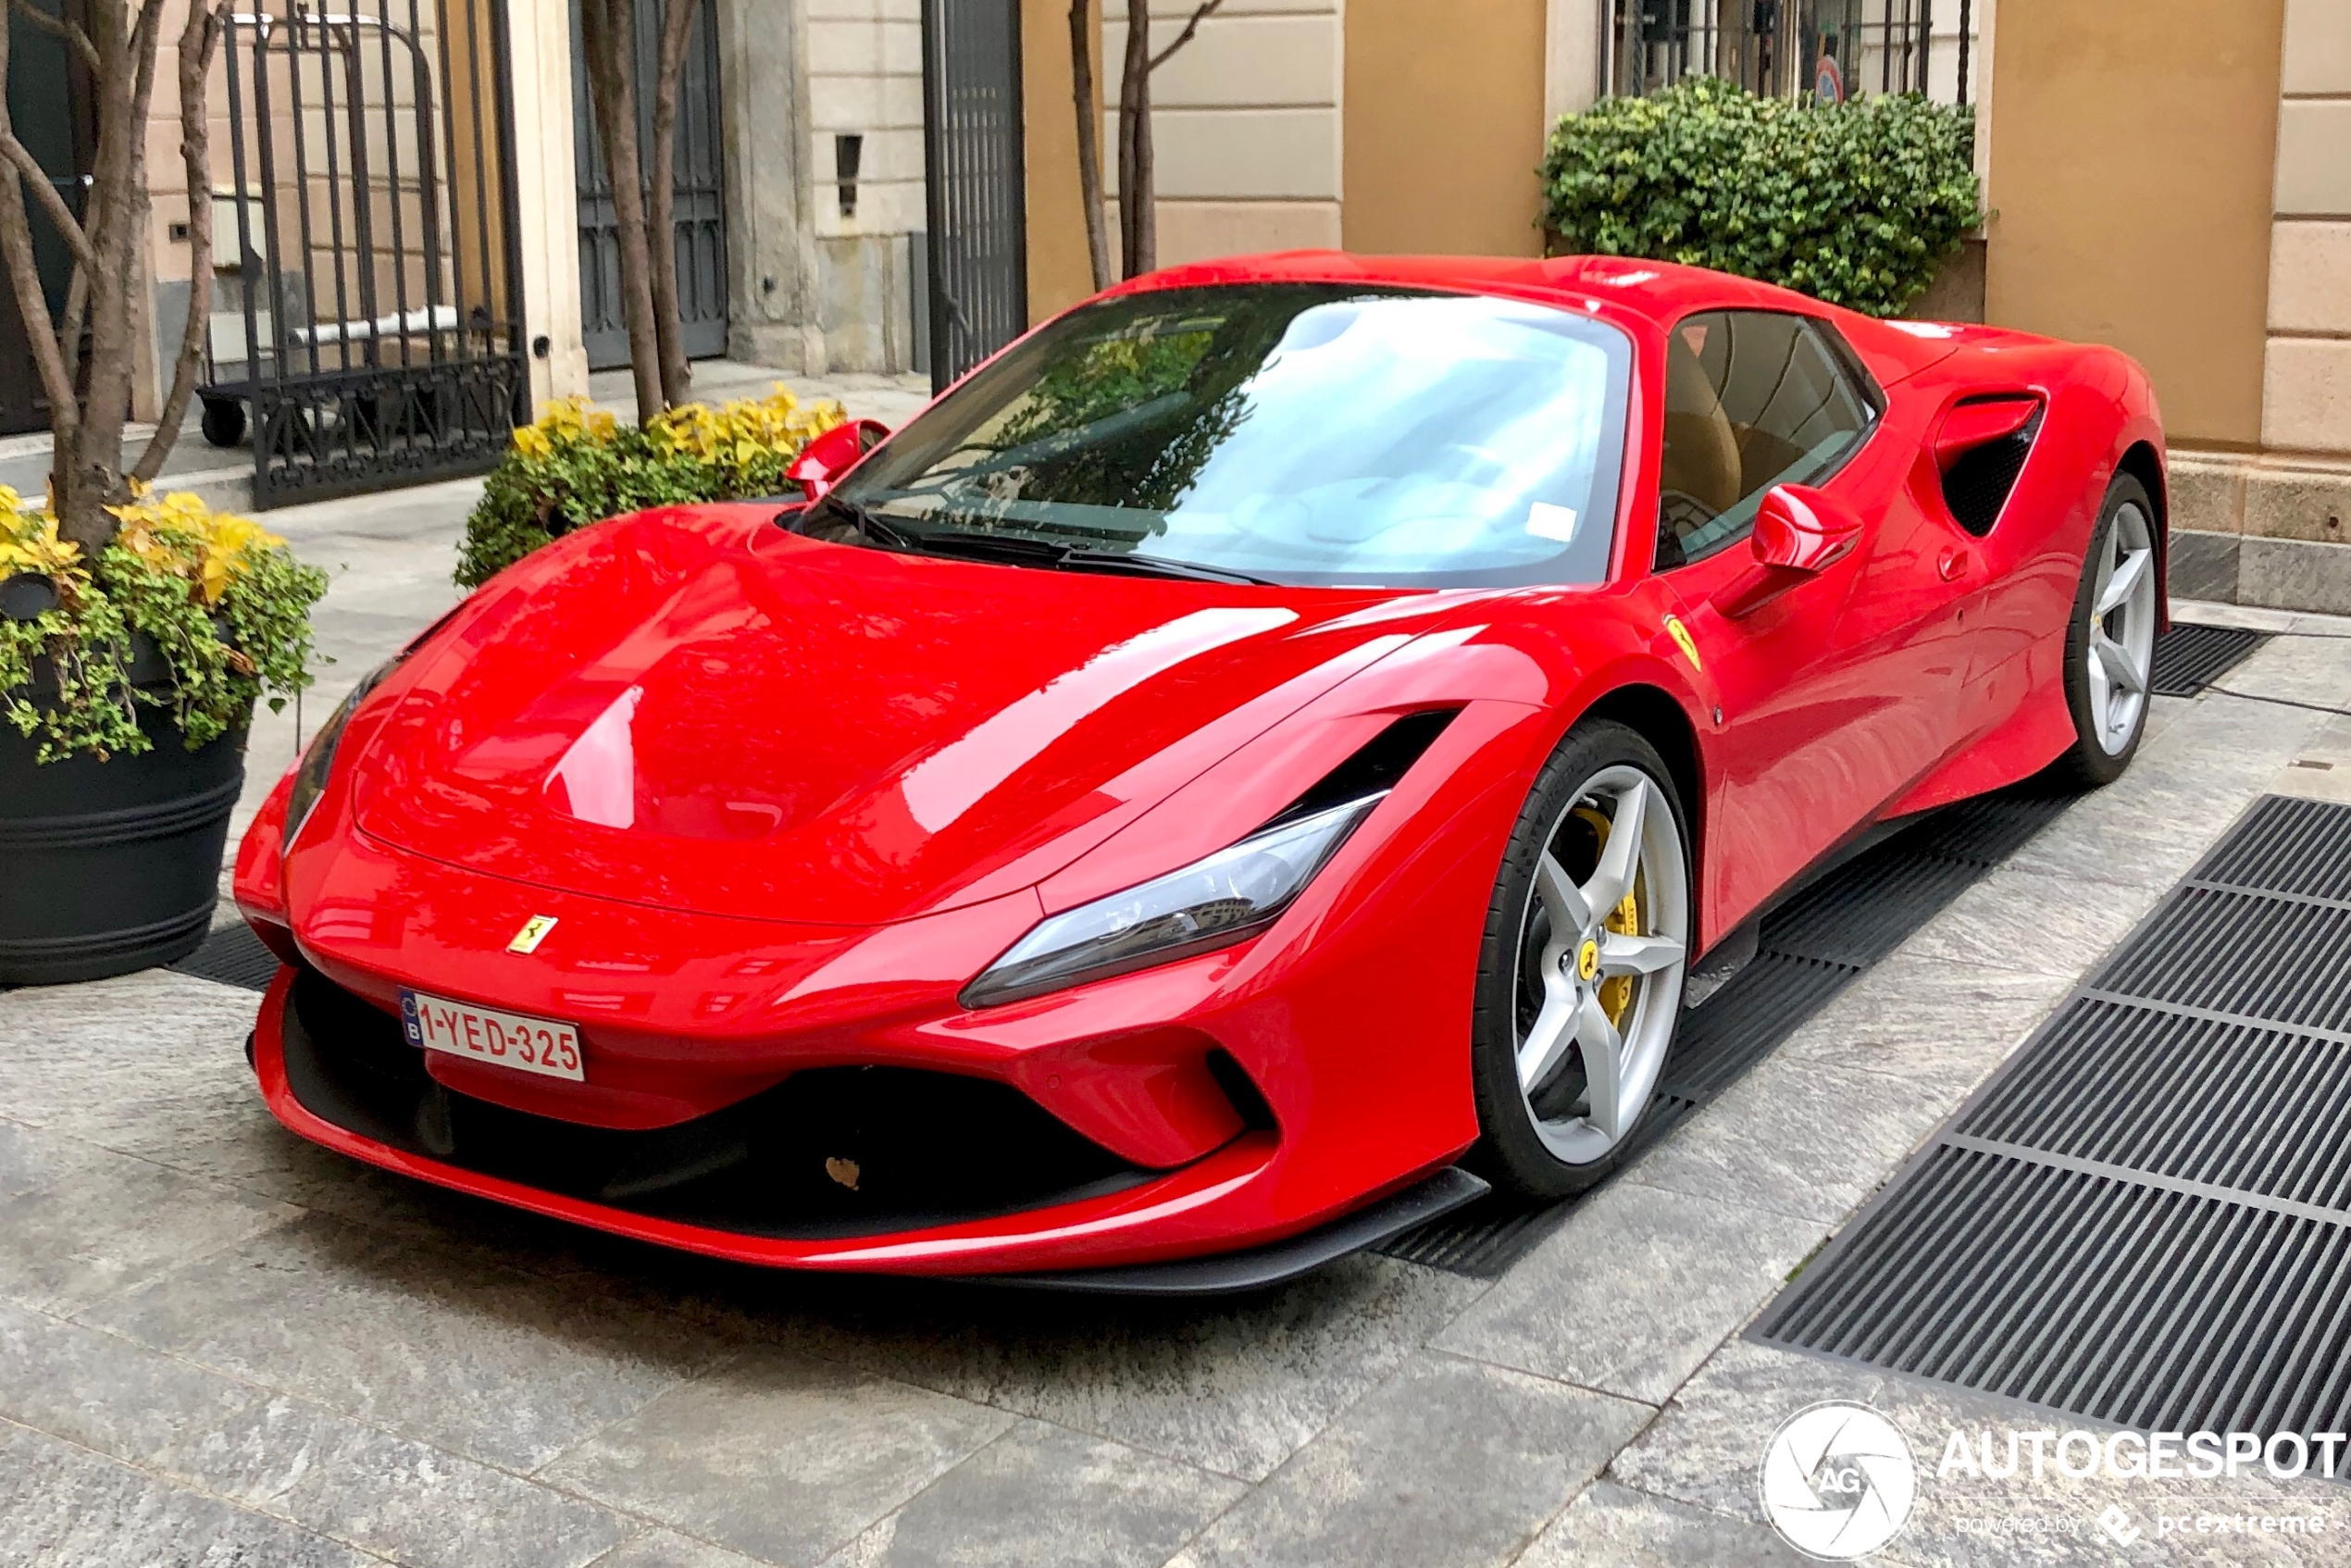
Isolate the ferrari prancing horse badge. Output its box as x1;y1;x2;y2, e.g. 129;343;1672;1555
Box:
508;915;559;954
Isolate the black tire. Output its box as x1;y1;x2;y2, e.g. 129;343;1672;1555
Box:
2047;473;2158;790
1467;718;1693;1201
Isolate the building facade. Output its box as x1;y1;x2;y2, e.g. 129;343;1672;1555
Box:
6;0;2344;607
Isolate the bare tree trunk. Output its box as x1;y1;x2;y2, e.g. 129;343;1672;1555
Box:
1116;0;1151;278
645;0;701;408
1068;0;1109;292
0;0;223;549
578;0;666;421
1111;0;1219;281
132;2;227;485
55;1;141;549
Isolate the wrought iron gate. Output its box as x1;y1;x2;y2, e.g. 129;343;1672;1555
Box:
1604;0;1968;104
921;0;1026;392
570;0;728;371
210;0;529;506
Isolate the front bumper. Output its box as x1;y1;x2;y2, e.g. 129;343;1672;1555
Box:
238;693;1524;1276
252;958;1471;1277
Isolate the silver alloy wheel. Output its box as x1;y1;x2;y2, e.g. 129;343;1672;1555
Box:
2085;499;2158;755
1511;765;1689;1165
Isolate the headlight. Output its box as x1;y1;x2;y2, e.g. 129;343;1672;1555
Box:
962;794;1385;1008
281;658;398;852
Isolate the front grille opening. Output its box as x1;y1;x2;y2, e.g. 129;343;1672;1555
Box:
280;967;1154;1239
1266;708;1461;829
1940;404;2043;537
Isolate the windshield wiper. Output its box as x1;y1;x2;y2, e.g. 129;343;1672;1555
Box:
1053;548;1275;587
912;528;1274;586
803;492;923;552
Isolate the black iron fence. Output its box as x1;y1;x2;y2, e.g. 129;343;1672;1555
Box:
1604;0;1973;106
205;0;529;507
920;0;1027;393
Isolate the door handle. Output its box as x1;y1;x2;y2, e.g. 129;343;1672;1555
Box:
1938;547;1972;582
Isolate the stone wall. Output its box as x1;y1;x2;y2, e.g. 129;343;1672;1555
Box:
2168;0;2351;613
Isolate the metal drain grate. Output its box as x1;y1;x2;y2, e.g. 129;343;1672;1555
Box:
1380;786;2072;1276
1760;854;1985;969
2150;622;2267;697
1757;793;2351;1452
2198;793;2351;902
169;920;284;992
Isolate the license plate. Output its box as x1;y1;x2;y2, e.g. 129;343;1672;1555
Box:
399;989;584;1082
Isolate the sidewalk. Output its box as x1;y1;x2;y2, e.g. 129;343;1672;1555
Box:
6;593;2349;1567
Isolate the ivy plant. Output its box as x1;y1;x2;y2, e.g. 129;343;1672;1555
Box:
0;488;328;763
1540;78;1983;318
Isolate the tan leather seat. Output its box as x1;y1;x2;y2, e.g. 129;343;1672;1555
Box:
1660;336;1743;516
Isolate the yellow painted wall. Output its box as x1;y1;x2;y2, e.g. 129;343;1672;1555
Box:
1024;0;1101;323
1341;0;1549;256
1984;0;2285;447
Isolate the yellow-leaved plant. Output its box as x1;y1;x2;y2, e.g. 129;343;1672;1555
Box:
0;485;327;762
458;387;846;586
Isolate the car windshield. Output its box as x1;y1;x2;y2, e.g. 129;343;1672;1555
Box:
829;283;1634;588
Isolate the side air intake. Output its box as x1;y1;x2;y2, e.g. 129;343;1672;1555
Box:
1264;708;1461;828
1937;396;2043;538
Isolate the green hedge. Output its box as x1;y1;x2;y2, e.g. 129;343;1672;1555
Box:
1540;78;1982;318
456;390;844;587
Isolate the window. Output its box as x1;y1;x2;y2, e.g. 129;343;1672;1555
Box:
832;284;1635;589
1654;311;1879;570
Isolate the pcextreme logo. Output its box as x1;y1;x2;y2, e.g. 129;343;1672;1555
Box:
1760;1401;1917;1560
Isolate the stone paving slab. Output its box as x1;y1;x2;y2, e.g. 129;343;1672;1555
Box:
0;1298;631;1568
0;1417;381;1567
6;604;2351;1564
820;1419;1245;1568
1432;1179;1828;1407
1165;1351;1649;1568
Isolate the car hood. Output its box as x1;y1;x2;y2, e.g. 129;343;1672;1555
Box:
354;508;1462;926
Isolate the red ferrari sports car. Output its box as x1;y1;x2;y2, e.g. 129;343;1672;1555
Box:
233;253;2166;1288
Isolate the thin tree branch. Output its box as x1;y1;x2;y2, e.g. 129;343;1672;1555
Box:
646;0;701;407
578;0;664;420
6;0;99;73
1148;0;1223;71
131;0;169;131
58;184;98;388
134;1;226;484
1069;0;1108;292
0;134;94;270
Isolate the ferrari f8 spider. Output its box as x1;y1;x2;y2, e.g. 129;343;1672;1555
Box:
234;254;2166;1285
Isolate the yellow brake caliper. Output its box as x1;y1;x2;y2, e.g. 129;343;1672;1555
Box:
1572;806;1643;1027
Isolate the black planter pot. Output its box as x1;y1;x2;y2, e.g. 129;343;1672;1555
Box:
0;699;248;987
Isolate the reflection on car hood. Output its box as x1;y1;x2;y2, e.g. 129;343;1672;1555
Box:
354;507;1462;926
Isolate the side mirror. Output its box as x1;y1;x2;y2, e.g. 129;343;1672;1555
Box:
1710;484;1866;618
786;417;891;502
